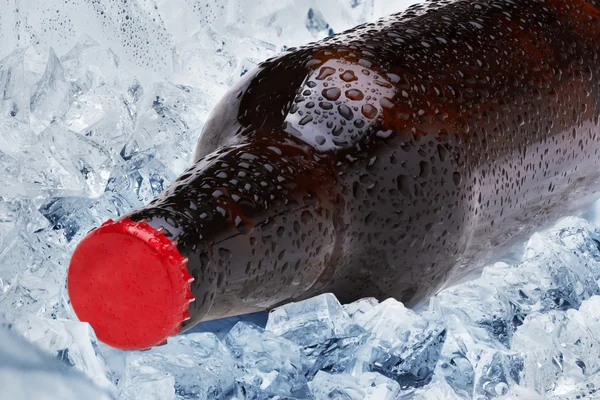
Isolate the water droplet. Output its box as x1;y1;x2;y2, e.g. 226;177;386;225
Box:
338;104;354;120
319;102;333;110
341;70;358;82
322;87;341;101
316;66;336;80
397;175;414;198
346;89;364;100
299;115;314;125
362;104;378;119
453;171;462;186
380;97;394;109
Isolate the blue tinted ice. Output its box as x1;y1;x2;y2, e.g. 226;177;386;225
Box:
350;298;447;389
309;370;401;400
2;0;600;399
266;293;361;348
118;333;236;400
0;323;113;400
224;322;310;398
343;297;379;322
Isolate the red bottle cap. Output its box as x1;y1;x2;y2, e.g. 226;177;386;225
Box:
67;217;194;350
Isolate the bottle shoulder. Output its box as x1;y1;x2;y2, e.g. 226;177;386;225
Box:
195;0;600;162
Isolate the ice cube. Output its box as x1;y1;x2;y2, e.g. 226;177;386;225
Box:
104;153;175;208
308;370;401;400
306;8;333;37
0;324;113;400
344;297;379;322
430;273;517;348
522;233;600;311
0;199;23;252
267;293;360;345
472;349;523;398
9;314;114;391
118;333;236;400
431;226;600;353
186;312;268;339
266;293;367;377
547;371;600;399
118;367;175;400
30;49;72;133
349;298;446;389
36;124;113;197
127;82;210;175
578;295;600;332
500;385;545;400
512;306;600;395
430;326;475;398
545;217;600;280
58;38;143;158
224;322;310;398
411;379;467;400
173;26;241;92
40;196;98;242
0;48;30;123
0;202;68;319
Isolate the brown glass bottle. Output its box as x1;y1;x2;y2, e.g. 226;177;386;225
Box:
68;0;600;350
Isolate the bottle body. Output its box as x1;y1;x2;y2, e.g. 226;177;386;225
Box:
69;0;600;348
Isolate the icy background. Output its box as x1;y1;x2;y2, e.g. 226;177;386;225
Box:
2;0;600;399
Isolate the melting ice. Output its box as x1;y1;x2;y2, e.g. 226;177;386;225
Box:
2;0;600;399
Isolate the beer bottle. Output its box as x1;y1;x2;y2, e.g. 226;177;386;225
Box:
68;0;600;349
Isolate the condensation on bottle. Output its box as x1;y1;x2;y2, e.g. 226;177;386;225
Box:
67;0;600;350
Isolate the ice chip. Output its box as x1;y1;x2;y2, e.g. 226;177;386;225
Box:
0;48;30;123
578;295;600;332
118;367;175;400
266;293;360;348
431;224;600;357
545;217;600;280
499;384;545;400
104;153;175;208
431;329;475;398
128;82;210;175
0;199;22;251
306;8;333;37
30;49;72;133
186;312;268;339
344;297;379;322
266;293;366;375
118;333;236;400
547;371;600;399
0;201;67;319
63;90;107;134
512;307;600;395
431;270;520;348
308;370;401;400
522;233;600;311
0;325;113;400
173;25;241;91
347;298;446;388
473;349;523;398
9;314;114;391
37;124;112;197
224;322;310;398
412;378;467;400
40;196;98;242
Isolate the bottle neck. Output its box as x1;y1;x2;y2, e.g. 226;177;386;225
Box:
128;135;344;329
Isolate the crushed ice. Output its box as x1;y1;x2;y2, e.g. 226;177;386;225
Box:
1;0;600;399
